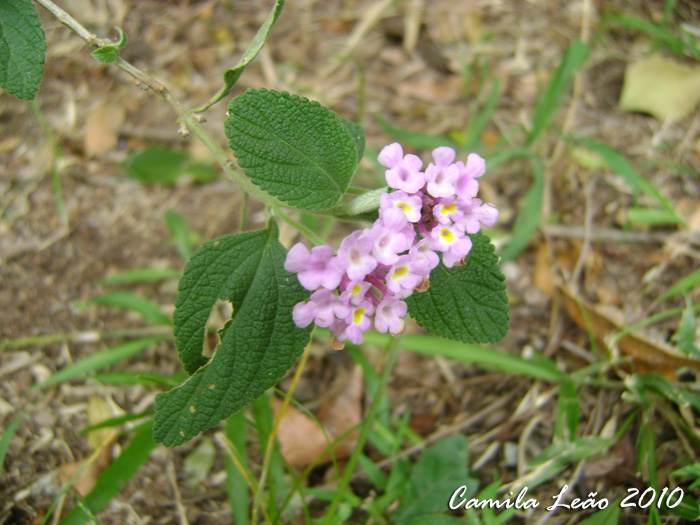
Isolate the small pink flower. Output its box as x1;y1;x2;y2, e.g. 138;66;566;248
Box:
337;230;377;281
284;243;345;291
374;298;407;336
430;223;472;268
433;197;463;225
370;208;414;265
379;143;425;193
459;198;499;234
380;191;423;223
292;288;349;328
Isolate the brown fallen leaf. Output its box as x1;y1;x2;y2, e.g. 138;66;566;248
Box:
619;54;700;121
272;365;363;468
84;101;126;158
559;284;700;379
58;396;117;496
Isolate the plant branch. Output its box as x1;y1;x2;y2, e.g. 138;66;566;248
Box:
35;0;305;233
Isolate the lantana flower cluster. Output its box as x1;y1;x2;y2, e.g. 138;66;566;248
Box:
284;143;498;348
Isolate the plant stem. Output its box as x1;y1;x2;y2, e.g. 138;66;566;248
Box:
322;336;400;524
251;342;312;523
35;0;315;240
272;207;324;246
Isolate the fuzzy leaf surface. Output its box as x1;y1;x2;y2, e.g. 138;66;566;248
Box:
153;222;311;446
406;233;509;344
0;0;46;100
225;89;358;210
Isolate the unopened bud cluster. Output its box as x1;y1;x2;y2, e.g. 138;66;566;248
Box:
284;143;498;347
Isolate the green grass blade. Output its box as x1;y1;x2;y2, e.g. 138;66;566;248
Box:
80;412;153;435
603;14;686;55
568;136;684;225
527;40;588;146
375;115;459;150
661;268;700;300
225;411;250;525
486;149;544;261
0;415;24;475
464;77;501;150
164;209;195;261
99;267;181;285
627;207;684;226
31;336;163;391
577;497;622;524
90;370;182;387
81;291;172;326
360;330;565;382
60;422;157;525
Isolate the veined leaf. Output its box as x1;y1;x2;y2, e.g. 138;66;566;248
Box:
0;0;46;100
225;89;359;210
194;0;284;112
153;221;312;446
406;233;509;344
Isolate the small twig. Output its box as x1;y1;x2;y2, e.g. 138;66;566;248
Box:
167;458;190;525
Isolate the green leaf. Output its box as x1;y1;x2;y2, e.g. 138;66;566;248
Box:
406;233;509;344
123;147;189;186
183;437;216;487
339;117;366;163
91;46;119;64
164;209;196;261
90;27;128;64
194;0;284;112
577;497;622;525
82;291;171;326
527;40;589;145
662;268;700;300
31;337;163;391
60;422;157;525
153;221;312;446
393;434;476;522
0;0;46;100
225;89;358;210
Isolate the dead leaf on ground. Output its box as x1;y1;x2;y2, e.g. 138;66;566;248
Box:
84;101;126;158
58;396;117;496
559;284;700;379
619;54;700;121
272;365;363;468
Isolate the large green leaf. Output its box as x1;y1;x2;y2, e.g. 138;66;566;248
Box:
406;233;509;344
392;434;477;523
153;221;312;446
225;89;359;210
0;0;46;100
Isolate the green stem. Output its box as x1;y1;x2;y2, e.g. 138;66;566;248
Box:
322;336;400;524
272;207;324;246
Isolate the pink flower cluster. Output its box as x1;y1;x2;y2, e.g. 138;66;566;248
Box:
284;143;498;347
